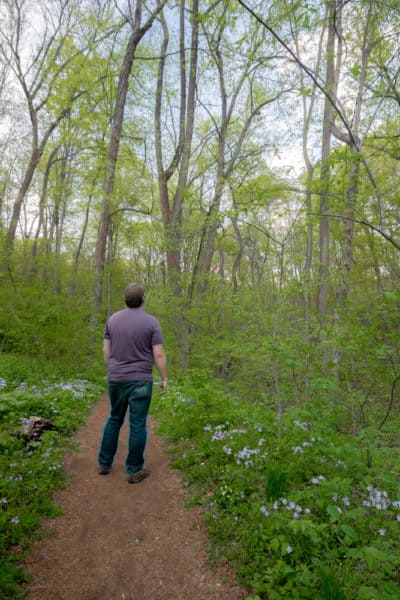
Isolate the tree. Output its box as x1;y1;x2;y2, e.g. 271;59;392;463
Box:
93;0;167;311
190;1;290;300
0;0;106;262
289;0;326;337
315;0;338;316
154;0;199;298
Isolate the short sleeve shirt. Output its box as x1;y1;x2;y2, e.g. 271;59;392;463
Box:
104;308;163;381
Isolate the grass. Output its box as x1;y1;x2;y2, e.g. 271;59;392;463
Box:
152;370;400;600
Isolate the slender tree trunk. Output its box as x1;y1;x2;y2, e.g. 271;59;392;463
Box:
31;145;61;266
273;243;286;439
106;225;114;317
5;148;41;255
70;199;91;294
192;183;225;298
298;16;325;397
335;152;361;309
0;170;11;231
155;11;173;272
366;233;383;293
218;246;225;282
94;19;140;307
230;196;247;293
317;0;337;316
293;15;325;340
54;156;70;294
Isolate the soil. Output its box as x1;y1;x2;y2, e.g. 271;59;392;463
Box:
24;396;249;600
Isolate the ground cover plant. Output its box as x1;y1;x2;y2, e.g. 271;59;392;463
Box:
0;353;103;600
153;372;400;600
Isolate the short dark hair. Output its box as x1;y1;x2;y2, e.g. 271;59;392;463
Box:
124;283;145;308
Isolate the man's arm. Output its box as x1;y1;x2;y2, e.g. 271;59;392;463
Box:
153;344;167;391
103;338;111;362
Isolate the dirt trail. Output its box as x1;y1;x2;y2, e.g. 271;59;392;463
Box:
25;396;248;600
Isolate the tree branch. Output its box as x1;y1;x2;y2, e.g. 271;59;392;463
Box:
308;212;400;251
235;0;385;218
379;374;400;430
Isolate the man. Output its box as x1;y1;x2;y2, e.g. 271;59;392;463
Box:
98;283;167;484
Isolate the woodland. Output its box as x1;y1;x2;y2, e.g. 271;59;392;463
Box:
0;0;400;598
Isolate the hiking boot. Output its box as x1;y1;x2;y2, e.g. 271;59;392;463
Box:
98;465;111;475
127;468;149;484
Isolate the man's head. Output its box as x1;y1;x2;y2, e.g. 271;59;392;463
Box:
124;283;145;308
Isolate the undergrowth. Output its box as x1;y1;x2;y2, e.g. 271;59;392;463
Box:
0;353;103;600
152;370;400;600
2;349;399;600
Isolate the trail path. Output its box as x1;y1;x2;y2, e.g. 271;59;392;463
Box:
25;396;248;600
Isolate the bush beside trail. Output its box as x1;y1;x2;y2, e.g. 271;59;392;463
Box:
153;372;400;600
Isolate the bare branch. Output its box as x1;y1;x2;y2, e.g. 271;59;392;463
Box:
308;212;400;251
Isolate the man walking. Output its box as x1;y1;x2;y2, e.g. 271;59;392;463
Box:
98;283;167;483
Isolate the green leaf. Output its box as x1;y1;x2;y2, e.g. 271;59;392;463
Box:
381;582;400;598
363;546;390;569
351;64;362;78
326;504;342;523
288;519;321;543
348;548;363;560
357;586;377;600
338;523;359;543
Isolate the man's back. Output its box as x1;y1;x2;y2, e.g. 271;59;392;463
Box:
105;308;163;381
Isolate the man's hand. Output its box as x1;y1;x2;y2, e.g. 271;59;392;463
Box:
160;378;168;393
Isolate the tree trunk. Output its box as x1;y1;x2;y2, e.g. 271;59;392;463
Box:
231;212;246;293
366;233;383;293
53;155;69;294
292;12;325;339
316;0;337;315
70;199;91;295
334;4;374;311
31;145;61;267
335;151;361;310
0;170;11;232
5;148;41;256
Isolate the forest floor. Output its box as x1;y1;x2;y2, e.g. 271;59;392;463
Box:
24;395;249;600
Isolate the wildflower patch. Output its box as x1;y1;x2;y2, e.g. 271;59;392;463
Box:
153;377;400;600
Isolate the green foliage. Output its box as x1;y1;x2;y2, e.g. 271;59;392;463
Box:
153;375;400;599
0;353;102;599
0;274;104;376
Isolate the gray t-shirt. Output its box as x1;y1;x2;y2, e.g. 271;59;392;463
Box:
104;308;163;381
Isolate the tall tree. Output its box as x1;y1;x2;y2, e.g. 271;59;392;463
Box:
289;2;326;338
190;3;288;300
316;0;339;316
155;0;199;298
334;4;376;312
0;0;103;262
93;0;167;310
